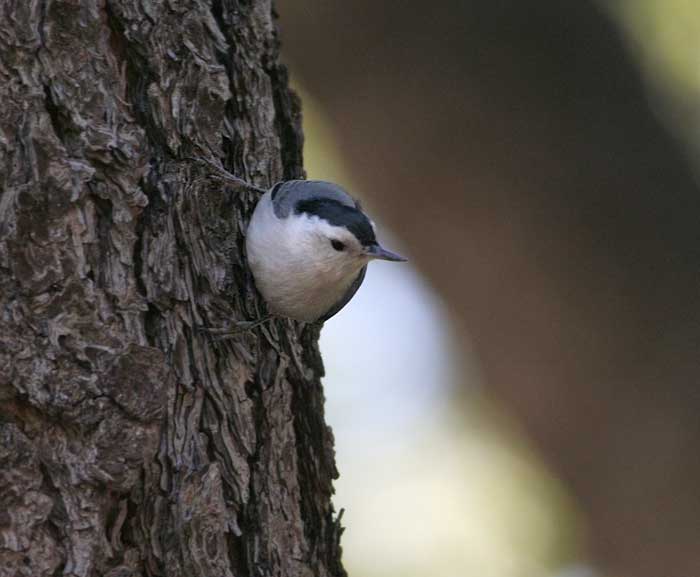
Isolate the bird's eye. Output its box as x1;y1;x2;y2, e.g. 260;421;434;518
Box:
330;239;346;251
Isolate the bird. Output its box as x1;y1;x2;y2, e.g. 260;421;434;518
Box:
187;157;405;330
245;180;406;324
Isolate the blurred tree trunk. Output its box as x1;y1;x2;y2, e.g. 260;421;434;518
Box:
279;2;700;576
0;2;344;577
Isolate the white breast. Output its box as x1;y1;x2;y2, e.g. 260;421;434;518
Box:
245;191;362;322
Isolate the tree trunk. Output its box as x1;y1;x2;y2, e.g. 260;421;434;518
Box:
0;2;344;577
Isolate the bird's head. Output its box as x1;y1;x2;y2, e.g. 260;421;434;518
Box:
291;196;406;280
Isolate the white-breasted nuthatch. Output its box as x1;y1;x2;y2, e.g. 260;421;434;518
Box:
246;180;406;323
188;158;405;328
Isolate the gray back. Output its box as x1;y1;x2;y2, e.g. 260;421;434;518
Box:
271;180;357;218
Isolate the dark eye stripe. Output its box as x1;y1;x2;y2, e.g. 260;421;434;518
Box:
296;197;377;246
330;239;346;251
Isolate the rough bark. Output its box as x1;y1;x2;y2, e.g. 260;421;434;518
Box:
0;2;344;577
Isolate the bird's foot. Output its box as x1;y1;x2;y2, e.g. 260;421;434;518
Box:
199;316;272;340
185;155;266;194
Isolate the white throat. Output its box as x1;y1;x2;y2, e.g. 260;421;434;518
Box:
246;191;366;322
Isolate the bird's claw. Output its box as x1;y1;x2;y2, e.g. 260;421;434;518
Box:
198;317;271;340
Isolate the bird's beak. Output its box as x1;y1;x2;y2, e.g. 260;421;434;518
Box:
365;244;407;262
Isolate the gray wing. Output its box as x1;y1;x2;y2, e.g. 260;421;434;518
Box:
271;180;357;218
318;266;367;323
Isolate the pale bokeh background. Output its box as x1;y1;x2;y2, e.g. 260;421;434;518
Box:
302;89;583;577
289;3;700;576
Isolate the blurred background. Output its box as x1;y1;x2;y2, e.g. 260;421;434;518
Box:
302;88;584;577
279;2;700;577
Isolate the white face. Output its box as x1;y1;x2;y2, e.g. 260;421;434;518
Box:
289;214;370;281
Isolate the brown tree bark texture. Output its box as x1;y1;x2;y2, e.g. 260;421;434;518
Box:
0;2;344;577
